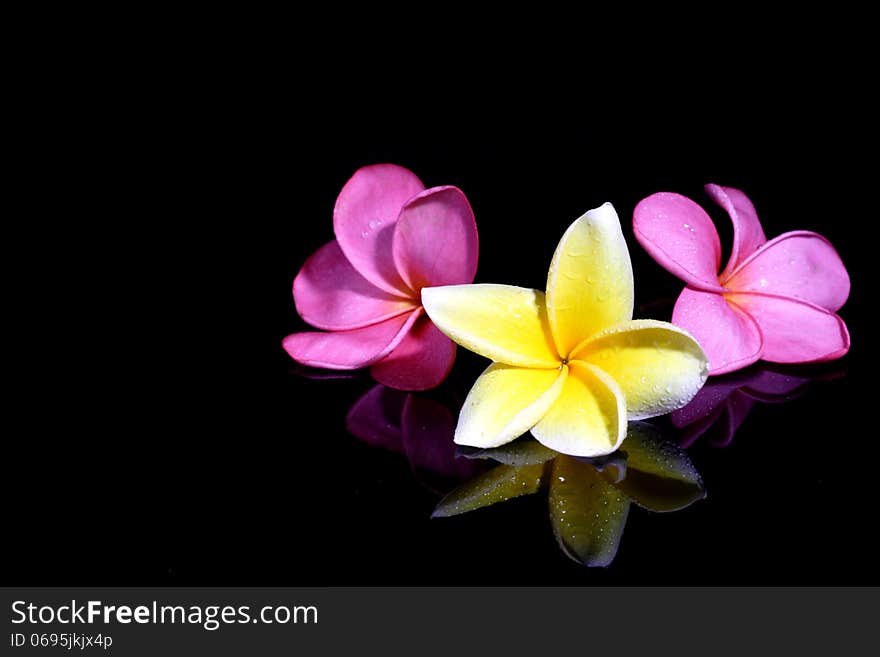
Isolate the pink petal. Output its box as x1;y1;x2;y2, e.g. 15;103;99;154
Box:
724;231;850;311
729;292;850;364
370;314;456;391
391;186;478;290
402;396;480;479
293;240;418;330
673;288;763;375
282;310;420;370
633;192;727;292
345;384;405;451
333;164;425;296
705;184;767;278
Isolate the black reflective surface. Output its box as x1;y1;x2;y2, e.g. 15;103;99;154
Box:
9;85;874;585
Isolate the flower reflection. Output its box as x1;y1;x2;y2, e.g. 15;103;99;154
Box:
345;384;482;480
433;424;704;567
672;363;845;448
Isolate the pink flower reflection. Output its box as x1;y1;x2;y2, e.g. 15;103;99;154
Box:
672;364;844;448
346;384;481;480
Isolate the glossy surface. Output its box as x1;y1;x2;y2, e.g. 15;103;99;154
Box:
8;108;871;586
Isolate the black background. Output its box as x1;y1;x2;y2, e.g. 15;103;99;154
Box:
8;35;876;586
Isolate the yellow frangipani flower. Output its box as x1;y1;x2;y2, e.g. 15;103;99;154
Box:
421;203;709;457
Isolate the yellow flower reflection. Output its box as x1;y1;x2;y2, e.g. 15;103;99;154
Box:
433;424;705;567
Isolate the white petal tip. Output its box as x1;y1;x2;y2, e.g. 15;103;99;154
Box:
583;201;620;223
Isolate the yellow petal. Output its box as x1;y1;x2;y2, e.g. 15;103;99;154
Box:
421;284;560;367
570;319;708;420
545;203;634;358
530;361;626;457
454;363;568;448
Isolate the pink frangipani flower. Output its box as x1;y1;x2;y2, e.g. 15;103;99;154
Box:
283;164;478;390
633;185;850;375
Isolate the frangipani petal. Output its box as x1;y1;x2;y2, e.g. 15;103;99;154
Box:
454;363;568;448
570;319;708;420
728;292;850;364
371;315;456;391
422;284;560;367
293;240;417;330
633;192;726;292
530;362;626;458
546;203;634;357
549;456;630;567
725;231;850;311
432;463;545;517
673;288;763;375
615;423;705;512
333;164;424;296
706;184;767;278
392;186;478;291
282;310;420;370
